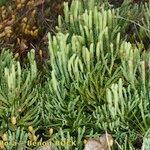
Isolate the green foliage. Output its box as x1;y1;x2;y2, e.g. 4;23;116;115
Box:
5;127;28;150
0;0;150;150
140;2;150;39
41;0;150;149
0;49;40;136
0;0;7;6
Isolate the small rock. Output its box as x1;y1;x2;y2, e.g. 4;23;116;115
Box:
84;139;104;150
84;133;113;150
